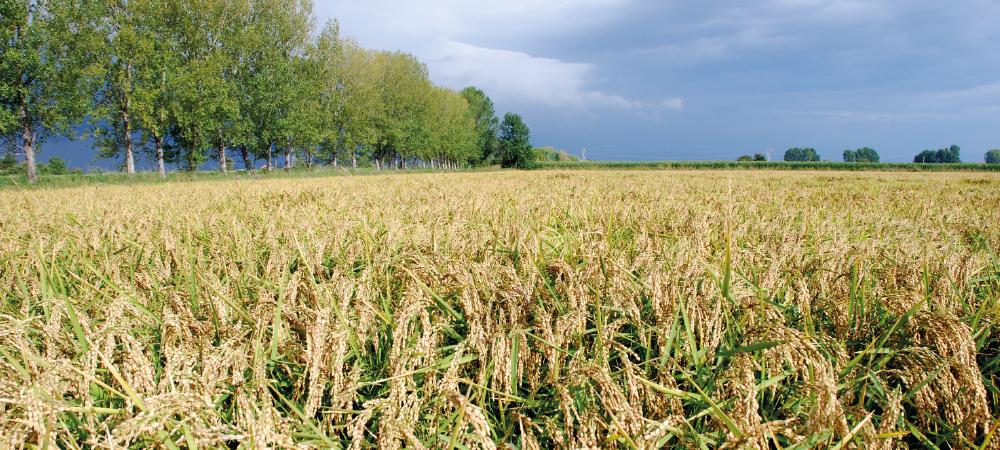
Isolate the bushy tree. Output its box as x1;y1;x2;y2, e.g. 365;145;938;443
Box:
985;149;1000;164
844;147;879;162
0;0;95;182
784;147;820;162
47;156;67;175
753;152;766;161
460;87;499;165
499;113;532;169
0;153;15;172
534;146;572;162
914;145;961;163
737;155;752;161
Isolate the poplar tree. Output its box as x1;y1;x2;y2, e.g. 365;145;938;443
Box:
232;0;312;171
0;0;95;183
336;39;381;169
90;0;166;176
289;20;341;168
459;87;499;165
499;112;532;169
166;0;246;172
371;51;423;169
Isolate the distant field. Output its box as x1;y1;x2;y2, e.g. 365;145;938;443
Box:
5;160;999;191
2;170;999;449
533;160;1000;172
0;166;495;190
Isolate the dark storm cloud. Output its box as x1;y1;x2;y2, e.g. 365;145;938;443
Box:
308;0;998;162
43;1;1000;167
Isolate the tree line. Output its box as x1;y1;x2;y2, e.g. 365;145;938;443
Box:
1;0;531;183
734;146;1000;164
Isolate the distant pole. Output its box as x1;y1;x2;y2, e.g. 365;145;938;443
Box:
766;148;773;161
582;148;586;161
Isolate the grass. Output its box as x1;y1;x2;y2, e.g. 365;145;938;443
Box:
1;169;998;449
0;165;503;190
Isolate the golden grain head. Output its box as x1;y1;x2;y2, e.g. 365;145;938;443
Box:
1;170;998;449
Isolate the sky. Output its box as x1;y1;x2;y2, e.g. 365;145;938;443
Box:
311;0;1000;162
37;0;1000;167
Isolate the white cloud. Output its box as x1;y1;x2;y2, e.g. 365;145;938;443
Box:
313;0;672;118
315;0;633;50
425;39;681;117
661;98;683;110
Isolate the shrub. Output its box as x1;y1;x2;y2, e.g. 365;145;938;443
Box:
47;157;68;175
0;153;16;173
915;145;961;163
784;147;821;161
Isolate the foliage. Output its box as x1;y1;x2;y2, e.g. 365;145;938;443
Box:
460;87;499;165
753;152;766;161
914;145;962;163
498;112;532;169
985;149;1000;164
46;156;68;175
0;0;96;182
736;154;753;161
843;147;880;162
2;0;510;176
0;152;15;172
2;171;999;449
0;0;27;134
783;147;821;161
534;146;574;162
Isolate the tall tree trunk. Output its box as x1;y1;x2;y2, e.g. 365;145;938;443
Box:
123;98;135;176
21;104;37;183
240;146;251;172
155;134;166;178
332;155;337;167
217;128;227;175
267;142;274;172
285;141;291;169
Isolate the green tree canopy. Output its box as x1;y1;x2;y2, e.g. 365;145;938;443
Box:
459;86;499;165
0;152;16;172
844;147;879;162
0;0;95;182
46;156;67;175
914;145;961;163
985;149;1000;164
784;147;820;162
498;112;532;169
2;0;508;175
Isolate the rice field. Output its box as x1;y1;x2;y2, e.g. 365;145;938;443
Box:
1;170;999;449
